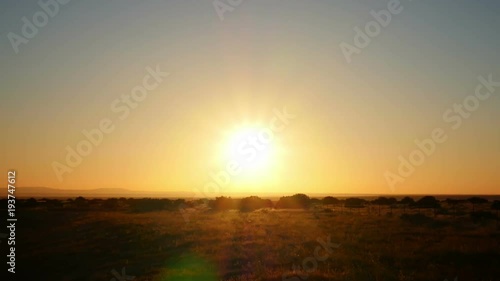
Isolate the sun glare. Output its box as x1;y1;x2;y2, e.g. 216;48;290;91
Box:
223;126;275;175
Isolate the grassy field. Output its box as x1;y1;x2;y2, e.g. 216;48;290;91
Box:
6;198;500;281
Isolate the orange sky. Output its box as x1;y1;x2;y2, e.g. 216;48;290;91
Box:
1;1;499;196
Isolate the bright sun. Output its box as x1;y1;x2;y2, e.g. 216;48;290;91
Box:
223;127;275;176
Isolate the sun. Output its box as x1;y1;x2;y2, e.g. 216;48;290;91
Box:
223;126;275;176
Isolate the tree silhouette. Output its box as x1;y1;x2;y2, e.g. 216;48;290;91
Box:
400;197;415;214
492;200;500;212
371;197;397;215
46;199;63;209
386;197;397;214
322;196;339;206
345;198;366;212
276;194;312;209
211;196;236;211
74;196;88;209
24;198;38;208
445;198;461;217
102;198;120;210
492;200;500;225
239;196;272;212
467;197;488;213
372;197;388;215
415;196;440;216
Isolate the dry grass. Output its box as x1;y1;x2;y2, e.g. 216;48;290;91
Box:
13;206;500;280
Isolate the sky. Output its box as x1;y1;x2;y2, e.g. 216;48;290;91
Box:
1;0;499;196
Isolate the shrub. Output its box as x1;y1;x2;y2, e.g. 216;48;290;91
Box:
345;198;366;208
275;194;311;209
322;196;339;205
239;196;272;212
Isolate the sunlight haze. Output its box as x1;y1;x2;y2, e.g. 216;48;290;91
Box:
1;0;499;196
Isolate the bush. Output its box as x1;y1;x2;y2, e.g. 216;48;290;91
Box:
210;197;237;211
239;196;272;212
128;198;170;212
23;198;38;208
102;198;120;210
45;199;63;209
275;194;311;209
415;196;440;209
322;196;339;205
345;198;366;208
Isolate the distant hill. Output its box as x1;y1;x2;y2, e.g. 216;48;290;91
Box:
7;187;500;200
10;187;194;199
